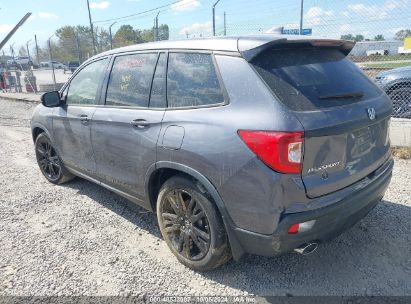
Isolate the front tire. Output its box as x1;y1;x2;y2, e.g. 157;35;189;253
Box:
35;133;75;184
156;176;232;271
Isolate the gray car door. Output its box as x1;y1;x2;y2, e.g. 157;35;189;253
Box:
53;57;110;176
91;52;167;206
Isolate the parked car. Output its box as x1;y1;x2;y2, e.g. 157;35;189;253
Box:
6;56;33;69
40;61;67;69
64;61;80;73
375;66;411;118
31;36;393;271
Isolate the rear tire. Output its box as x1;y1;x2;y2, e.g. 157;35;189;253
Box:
156;176;232;271
35;133;75;184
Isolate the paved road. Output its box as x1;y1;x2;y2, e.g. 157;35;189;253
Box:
0;98;410;298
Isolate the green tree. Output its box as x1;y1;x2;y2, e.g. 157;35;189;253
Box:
141;29;154;43
340;34;354;40
395;29;411;40
158;24;169;41
374;34;385;41
113;25;140;47
354;34;364;42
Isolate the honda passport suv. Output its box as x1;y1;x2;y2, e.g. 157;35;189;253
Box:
31;36;393;271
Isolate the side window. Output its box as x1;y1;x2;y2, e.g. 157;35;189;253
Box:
149;53;167;108
167;53;224;108
66;58;108;105
106;53;158;107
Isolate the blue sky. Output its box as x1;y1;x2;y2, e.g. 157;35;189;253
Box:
1;0;410;51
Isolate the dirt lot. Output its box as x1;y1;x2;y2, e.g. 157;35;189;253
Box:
0;98;410;298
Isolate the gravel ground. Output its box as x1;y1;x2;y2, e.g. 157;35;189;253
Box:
0;98;410;298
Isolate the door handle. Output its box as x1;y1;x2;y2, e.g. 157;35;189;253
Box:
131;119;150;129
79;114;90;124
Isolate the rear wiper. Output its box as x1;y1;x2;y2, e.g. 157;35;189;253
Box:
319;91;364;100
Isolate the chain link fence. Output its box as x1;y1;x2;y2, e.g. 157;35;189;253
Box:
1;0;410;118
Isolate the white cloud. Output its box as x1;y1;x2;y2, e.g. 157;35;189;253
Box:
0;24;14;34
347;0;409;20
348;4;388;19
179;21;212;36
38;12;58;19
90;1;110;9
305;7;334;26
171;0;200;12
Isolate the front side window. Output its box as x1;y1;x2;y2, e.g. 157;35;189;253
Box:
106;53;158;107
66;58;109;105
167;53;225;108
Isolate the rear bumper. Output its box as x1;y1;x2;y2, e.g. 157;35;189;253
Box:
231;157;393;257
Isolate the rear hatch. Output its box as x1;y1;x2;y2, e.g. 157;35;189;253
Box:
248;39;392;198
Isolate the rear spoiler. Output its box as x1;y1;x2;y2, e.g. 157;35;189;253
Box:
238;37;356;61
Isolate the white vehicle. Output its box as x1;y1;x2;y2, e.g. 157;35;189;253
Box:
398;47;411;54
40;61;67;69
6;56;33;67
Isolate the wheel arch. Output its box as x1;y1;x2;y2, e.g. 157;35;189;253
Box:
31;124;51;143
145;161;245;260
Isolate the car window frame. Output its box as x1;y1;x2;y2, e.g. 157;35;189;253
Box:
165;49;230;111
148;51;168;109
60;56;111;107
102;51;163;110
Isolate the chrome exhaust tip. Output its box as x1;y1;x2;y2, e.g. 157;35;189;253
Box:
294;242;318;255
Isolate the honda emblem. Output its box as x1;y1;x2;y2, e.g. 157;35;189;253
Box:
367;108;376;120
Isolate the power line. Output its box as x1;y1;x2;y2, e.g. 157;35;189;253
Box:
94;0;194;24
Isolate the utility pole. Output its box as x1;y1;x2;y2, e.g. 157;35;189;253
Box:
75;34;82;63
86;0;97;55
0;13;32;51
155;11;160;41
212;0;221;36
299;0;304;35
26;39;31;61
34;35;40;65
109;21;116;50
223;11;227;36
48;34;57;90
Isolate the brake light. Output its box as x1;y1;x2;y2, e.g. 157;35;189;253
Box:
238;130;304;173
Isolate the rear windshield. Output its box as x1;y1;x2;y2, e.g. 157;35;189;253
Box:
251;47;381;111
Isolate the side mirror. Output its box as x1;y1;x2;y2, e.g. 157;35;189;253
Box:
41;91;62;107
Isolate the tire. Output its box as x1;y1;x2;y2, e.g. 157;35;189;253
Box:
388;86;411;119
34;133;75;184
156;175;232;271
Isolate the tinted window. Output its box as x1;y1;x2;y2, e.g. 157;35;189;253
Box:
106;53;158;107
66;58;108;105
251;47;381;111
149;53;167;108
167;53;224;108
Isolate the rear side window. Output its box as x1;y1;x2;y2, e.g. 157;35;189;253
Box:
251;47;381;111
106;53;158;107
167;53;224;108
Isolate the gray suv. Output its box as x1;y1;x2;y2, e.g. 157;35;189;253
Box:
31;36;393;271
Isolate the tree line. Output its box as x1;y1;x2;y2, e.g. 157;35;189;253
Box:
340;29;411;42
17;24;169;64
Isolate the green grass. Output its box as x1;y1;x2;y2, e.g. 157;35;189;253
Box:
364;62;411;69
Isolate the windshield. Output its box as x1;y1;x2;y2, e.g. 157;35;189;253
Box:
251;47;382;111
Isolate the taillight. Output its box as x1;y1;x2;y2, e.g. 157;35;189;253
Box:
238;130;304;173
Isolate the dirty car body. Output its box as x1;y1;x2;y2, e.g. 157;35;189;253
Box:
31;35;393;268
